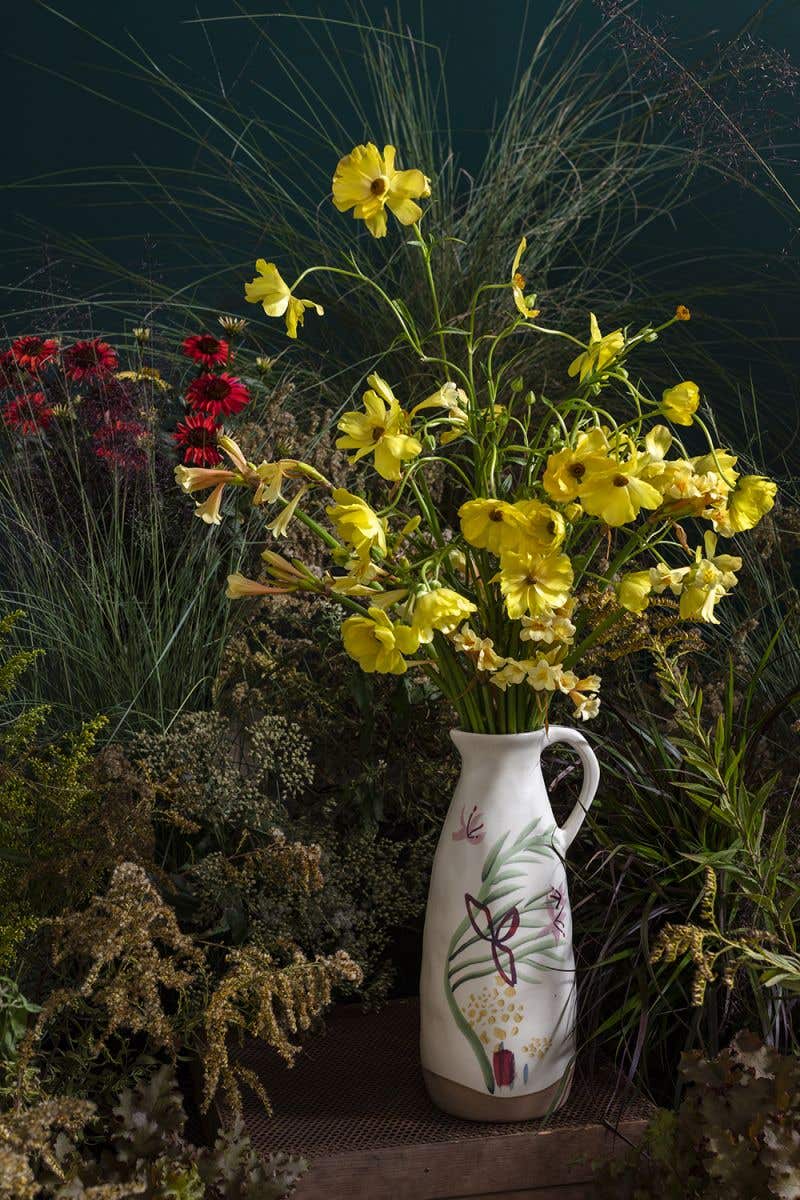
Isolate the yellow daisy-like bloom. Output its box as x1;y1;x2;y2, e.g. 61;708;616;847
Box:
580;452;664;526
244;260;324;339
511;238;540;319
458;498;525;555
513;500;566;553
495;549;574;619
412;587;477;644
691;448;739;487
332;143;431;239
542;428;610;504
661;381;700;426
341;606;420;675
568;313;625;381
336;374;422;481
326;488;387;561
679;532;741;624
713;475;777;536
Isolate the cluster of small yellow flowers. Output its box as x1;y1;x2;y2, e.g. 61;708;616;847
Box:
650;922;717;1007
451;625;505;672
202;945;362;1116
619;531;742;625
461;975;526;1048
522;1035;552;1060
489;651;601;722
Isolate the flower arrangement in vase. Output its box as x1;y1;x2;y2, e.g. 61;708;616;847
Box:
177;140;776;1118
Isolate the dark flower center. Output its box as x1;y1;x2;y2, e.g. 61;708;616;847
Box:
370;176;387;196
489;507;504;521
568;462;586;480
197;336;219;354
371;426;383;441
613;474;629;487
205;378;230;401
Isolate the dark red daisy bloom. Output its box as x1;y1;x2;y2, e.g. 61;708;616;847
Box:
11;336;59;372
92;419;149;470
173;411;223;466
181;332;230;368
2;391;54;435
185;372;250;417
62;338;119;381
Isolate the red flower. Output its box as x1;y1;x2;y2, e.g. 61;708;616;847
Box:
2;391;54;435
62;339;119;381
173;411;222;466
493;1045;515;1088
11;336;59;372
181;333;230;367
92;419;148;470
185;372;250;417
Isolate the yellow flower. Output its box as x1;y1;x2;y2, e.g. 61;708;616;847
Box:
341;607;420;674
580;452;663;526
511;238;540;319
661;381;700;426
542;428;610;503
175;461;242;524
713;475;777;536
332;143;431;238
244;260;324;339
567;313;625;381
490;660;529;691
252;458;328;506
617;570;654;614
326;489;387;561
412;587;477;644
679;532;741;624
336;374;422;481
459;499;523;555
512;500;566;553
410;381;470;445
691;448;739;487
519;601;576;646
451;625;505;671
266;485;307;538
226;573;295;599
495;549;574;619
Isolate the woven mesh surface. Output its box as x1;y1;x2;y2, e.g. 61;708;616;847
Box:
236;998;653;1158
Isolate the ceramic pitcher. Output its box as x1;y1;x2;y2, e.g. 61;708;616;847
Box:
419;726;600;1121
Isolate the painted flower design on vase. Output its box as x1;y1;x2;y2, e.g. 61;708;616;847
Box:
452;804;485;843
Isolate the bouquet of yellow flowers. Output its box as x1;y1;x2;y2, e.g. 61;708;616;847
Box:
177;142;776;734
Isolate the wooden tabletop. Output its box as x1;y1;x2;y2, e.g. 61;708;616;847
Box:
235;997;651;1199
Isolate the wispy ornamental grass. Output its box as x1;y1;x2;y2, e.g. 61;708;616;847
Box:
4;0;797;431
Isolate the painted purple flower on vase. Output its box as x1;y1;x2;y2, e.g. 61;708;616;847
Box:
464;894;520;986
452;805;485;844
544;886;566;943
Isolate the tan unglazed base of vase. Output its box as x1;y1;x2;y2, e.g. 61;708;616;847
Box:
423;1064;574;1122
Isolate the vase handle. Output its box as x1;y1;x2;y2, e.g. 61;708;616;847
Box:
545;726;600;854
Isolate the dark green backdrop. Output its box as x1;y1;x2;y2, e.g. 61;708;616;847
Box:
1;0;799;449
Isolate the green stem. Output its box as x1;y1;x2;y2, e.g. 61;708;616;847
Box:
443;920;496;1093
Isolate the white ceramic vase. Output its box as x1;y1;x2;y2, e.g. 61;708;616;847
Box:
420;727;600;1121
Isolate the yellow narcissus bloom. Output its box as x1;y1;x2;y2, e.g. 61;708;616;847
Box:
679;532;741;624
326;488;387;561
332;143;431;238
452;624;505;672
458;498;525;555
341;606;420;674
513;499;566;553
226;573;297;599
495;549;574;619
511;238;540;319
412;587;477;644
244;260;324;339
542;427;610;503
580;452;664;526
336;374;422;481
568;313;625;381
713;475;777;536
661;381;700;426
